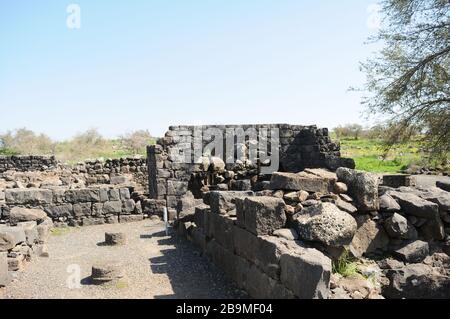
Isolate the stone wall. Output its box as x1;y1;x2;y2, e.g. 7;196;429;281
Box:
146;124;355;217
0;187;143;226
177;194;332;299
0;156;148;195
72;158;148;193
0;156;58;173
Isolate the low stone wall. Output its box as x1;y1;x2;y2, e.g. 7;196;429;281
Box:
178;195;332;299
0;156;58;173
72;158;148;193
0;187;143;226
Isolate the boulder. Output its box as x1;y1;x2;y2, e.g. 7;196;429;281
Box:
349;215;389;258
294;203;357;247
336;168;379;212
384;213;418;240
437;181;450;192
280;247;332;299
269;171;333;193
379;194;401;213
384;263;450;299
334;182;348;194
237;197;286;236
389;191;439;219
393;240;429;263
9;207;47;224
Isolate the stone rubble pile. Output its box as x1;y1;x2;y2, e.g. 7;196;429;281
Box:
0;207;53;288
175;167;450;299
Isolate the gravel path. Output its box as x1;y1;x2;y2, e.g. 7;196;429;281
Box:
3;220;246;299
414;174;450;188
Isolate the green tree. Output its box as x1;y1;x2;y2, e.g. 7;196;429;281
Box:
360;0;450;161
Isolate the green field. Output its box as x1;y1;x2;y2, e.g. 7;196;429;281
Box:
338;138;448;174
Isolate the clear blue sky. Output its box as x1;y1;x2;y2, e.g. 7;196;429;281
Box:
0;0;380;140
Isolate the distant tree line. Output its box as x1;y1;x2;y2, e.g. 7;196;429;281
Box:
332;123;421;141
0;128;155;163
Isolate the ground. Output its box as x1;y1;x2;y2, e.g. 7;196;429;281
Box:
2;220;246;299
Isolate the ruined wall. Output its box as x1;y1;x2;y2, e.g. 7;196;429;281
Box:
146;124;355;216
0;187;143;226
0;156;58;173
178;194;332;299
72;158;148;193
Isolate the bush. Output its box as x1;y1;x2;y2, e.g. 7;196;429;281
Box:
0;128;55;155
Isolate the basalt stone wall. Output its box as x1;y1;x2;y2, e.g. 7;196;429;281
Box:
0;187;143;226
0;156;58;173
0;156;148;194
177;195;332;299
72;158;148;192
147;124;355;215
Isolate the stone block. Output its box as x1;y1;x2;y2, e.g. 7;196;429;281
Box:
73;203;92;217
9;207;47;224
120;215;144;223
103;201;122;214
108;189;120;201
393;240;429;263
0;226;26;248
233;226;259;263
280;247;332;299
208;213;235;251
209;191;254;215
44;204;73;218
238;197;286;236
269;172;332;193
18;221;38;246
119;188;131;200
246;264;296;299
5;188;53;205
65;189;100;203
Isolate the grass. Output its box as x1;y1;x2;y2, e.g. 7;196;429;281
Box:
339;137;433;174
332;250;359;277
51;227;72;237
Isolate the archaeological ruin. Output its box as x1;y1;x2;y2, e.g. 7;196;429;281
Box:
1;123;450;299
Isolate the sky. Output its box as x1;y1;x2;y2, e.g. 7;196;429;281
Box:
0;0;381;140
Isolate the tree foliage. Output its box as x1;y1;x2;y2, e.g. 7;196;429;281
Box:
361;0;450;160
0;128;55;155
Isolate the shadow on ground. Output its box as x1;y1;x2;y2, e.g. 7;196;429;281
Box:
146;229;247;299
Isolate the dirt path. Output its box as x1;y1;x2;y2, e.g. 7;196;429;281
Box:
414;174;450;188
3;220;246;299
